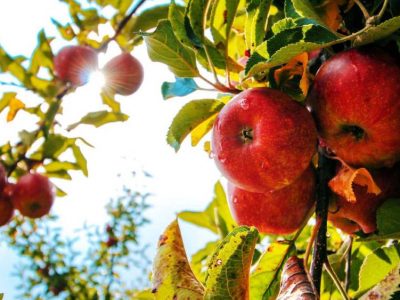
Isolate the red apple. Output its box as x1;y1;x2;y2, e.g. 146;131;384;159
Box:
12;173;55;219
309;47;400;168
54;45;98;86
228;167;316;235
0;196;14;226
329;164;400;234
102;53;144;96
212;87;317;193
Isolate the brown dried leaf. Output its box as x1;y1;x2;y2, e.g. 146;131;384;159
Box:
277;256;316;300
329;164;382;203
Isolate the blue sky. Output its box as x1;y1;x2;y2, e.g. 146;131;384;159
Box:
0;0;220;298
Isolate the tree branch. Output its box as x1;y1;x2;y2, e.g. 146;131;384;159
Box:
310;147;336;294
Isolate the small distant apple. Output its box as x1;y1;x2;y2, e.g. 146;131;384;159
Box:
329;164;400;234
54;45;98;86
212;87;317;193
309;47;400;168
12;173;55;219
102;53;144;96
228;167;316;235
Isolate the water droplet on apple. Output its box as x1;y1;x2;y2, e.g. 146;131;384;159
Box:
260;161;269;169
240;98;249;110
217;154;227;163
232;197;238;204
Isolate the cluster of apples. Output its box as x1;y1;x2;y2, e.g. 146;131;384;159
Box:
0;165;55;226
212;47;400;236
54;45;144;95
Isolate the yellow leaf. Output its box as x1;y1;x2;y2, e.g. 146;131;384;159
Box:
7;97;25;122
329;164;382;203
191;115;217;147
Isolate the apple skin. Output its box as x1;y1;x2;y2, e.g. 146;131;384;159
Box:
328;164;400;234
0;196;14;226
11;173;55;219
102;53;144;96
54;45;98;86
212;87;317;193
309;47;400;168
228;166;316;235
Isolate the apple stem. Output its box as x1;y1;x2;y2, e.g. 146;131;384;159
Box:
310;147;336;295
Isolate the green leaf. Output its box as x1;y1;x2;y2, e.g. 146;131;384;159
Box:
128;5;171;33
67;111;129;131
44;161;79;172
161;77;198;100
144;20;199;78
353;16;400;46
186;0;206;44
290;0;325;26
250;241;295;300
51;19;75;41
18;130;37;147
354;243;400;298
71;144;88;176
152;220;205;299
246;24;337;76
191;241;219;282
132;289;155;300
245;0;272;50
29;30;54;74
45;169;72;180
169;0;193;48
204;226;259;299
42;134;69;158
166;99;224;151
210;0;241;46
360;265;400;300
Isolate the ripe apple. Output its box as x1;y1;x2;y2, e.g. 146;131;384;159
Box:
102;53;144;96
309;47;400;168
0;196;14;226
54;45;98;86
328;164;400;234
228;167;316;235
11;173;55;219
212;87;317;193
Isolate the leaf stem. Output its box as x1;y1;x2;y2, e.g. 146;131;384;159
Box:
376;0;390;22
324;259;350;300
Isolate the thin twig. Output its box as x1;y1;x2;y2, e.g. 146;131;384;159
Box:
354;0;371;20
99;0;147;51
0;81;25;88
376;0;389;22
324;259;350;300
304;217;320;271
310;147;336;294
344;236;353;292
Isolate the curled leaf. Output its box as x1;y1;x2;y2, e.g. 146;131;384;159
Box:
152;220;204;299
277;256;316;300
329;164;381;203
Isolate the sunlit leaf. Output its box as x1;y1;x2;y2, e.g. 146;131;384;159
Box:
0;92;16;113
210;0;241;46
250;241;295;300
29;30;54;74
190;114;217;147
101;92;121;112
204;226;258;299
143;20;199;78
191;241;219;282
7;97;25;122
166;99;224;151
354;243;400;298
67;111;129;131
71;143;88;176
152;220;205;299
360;264;400;300
245;0;272;50
376;198;400;238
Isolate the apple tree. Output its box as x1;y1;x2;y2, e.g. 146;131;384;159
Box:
1;0;400;299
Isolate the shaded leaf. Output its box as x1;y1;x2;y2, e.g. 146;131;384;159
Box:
245;0;272;50
143;20;199;78
152;220;204;299
329;164;381;203
276;256;316;300
29;30;54;74
376;198;400;238
161;77;198;100
166;99;224;151
250;241;295;300
204;226;259;299
67;111;129;131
